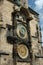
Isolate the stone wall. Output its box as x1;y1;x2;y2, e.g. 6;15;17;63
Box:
0;0;14;54
0;0;42;65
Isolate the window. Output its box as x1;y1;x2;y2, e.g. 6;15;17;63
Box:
39;26;42;37
14;0;20;6
0;0;4;5
0;13;3;22
36;24;39;37
0;24;3;41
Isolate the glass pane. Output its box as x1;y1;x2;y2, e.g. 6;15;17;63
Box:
14;0;20;6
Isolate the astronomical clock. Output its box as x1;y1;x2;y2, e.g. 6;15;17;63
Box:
11;8;31;64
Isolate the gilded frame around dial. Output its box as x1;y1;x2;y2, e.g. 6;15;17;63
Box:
17;44;29;59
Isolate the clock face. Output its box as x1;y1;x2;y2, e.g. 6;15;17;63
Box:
16;24;27;39
17;44;29;59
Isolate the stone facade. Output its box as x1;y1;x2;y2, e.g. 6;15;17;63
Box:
0;0;43;65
